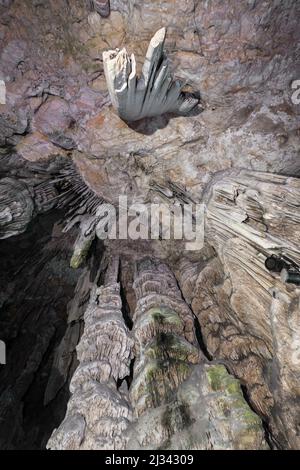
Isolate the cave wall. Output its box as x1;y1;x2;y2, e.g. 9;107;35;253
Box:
0;0;299;451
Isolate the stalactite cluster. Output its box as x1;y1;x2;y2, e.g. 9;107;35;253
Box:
103;28;200;122
0;0;299;451
46;256;268;450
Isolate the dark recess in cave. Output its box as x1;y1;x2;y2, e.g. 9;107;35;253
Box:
0;210;81;449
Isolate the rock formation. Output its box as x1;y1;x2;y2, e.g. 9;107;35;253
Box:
0;0;299;451
0;178;35;239
202;169;300;449
174;170;300;449
88;0;110;18
47;256;134;450
103;28;199;121
126;258;267;450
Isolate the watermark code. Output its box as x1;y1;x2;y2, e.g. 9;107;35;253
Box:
0;340;6;365
91;196;205;251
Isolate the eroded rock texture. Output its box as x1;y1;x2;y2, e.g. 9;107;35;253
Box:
127;258;267;450
1;0;299;199
47;256;134;450
174;170;300;449
0;0;299;451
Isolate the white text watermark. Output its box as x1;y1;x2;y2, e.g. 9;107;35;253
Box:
91;196;205;251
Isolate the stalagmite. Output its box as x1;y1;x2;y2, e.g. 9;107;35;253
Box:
126;258;267;450
47;256;134;450
103;28;199;121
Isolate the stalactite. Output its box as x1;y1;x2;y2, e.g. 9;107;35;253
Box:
103;28;199;121
202;169;300;448
68;215;97;269
0;175;59;239
129;258;202;415
47;256;134;450
126;258;267;450
0;178;35;239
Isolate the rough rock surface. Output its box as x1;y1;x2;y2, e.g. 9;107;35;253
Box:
0;0;299;451
1;0;299;198
127;258;267;450
175;170;300;449
204;170;300;449
47;256;134;450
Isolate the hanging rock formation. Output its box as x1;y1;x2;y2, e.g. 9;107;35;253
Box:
47;256;134;450
173;170;300;449
0;0;299;451
0;176;58;239
103;28;199;121
126;258;267;450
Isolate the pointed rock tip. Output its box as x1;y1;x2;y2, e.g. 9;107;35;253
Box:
151;27;167;47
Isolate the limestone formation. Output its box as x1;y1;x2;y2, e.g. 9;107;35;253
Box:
179;169;300;449
43;262;95;407
68;215;97;269
87;0;110;18
0;0;299;452
0;177;58;239
103;28;199;121
129;258;202;416
47;257;134;450
205;169;300;266
127;258;267;450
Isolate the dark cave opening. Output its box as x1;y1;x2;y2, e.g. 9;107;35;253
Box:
119;275;134;331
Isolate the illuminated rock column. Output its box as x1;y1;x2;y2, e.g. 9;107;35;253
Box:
47;256;134;450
